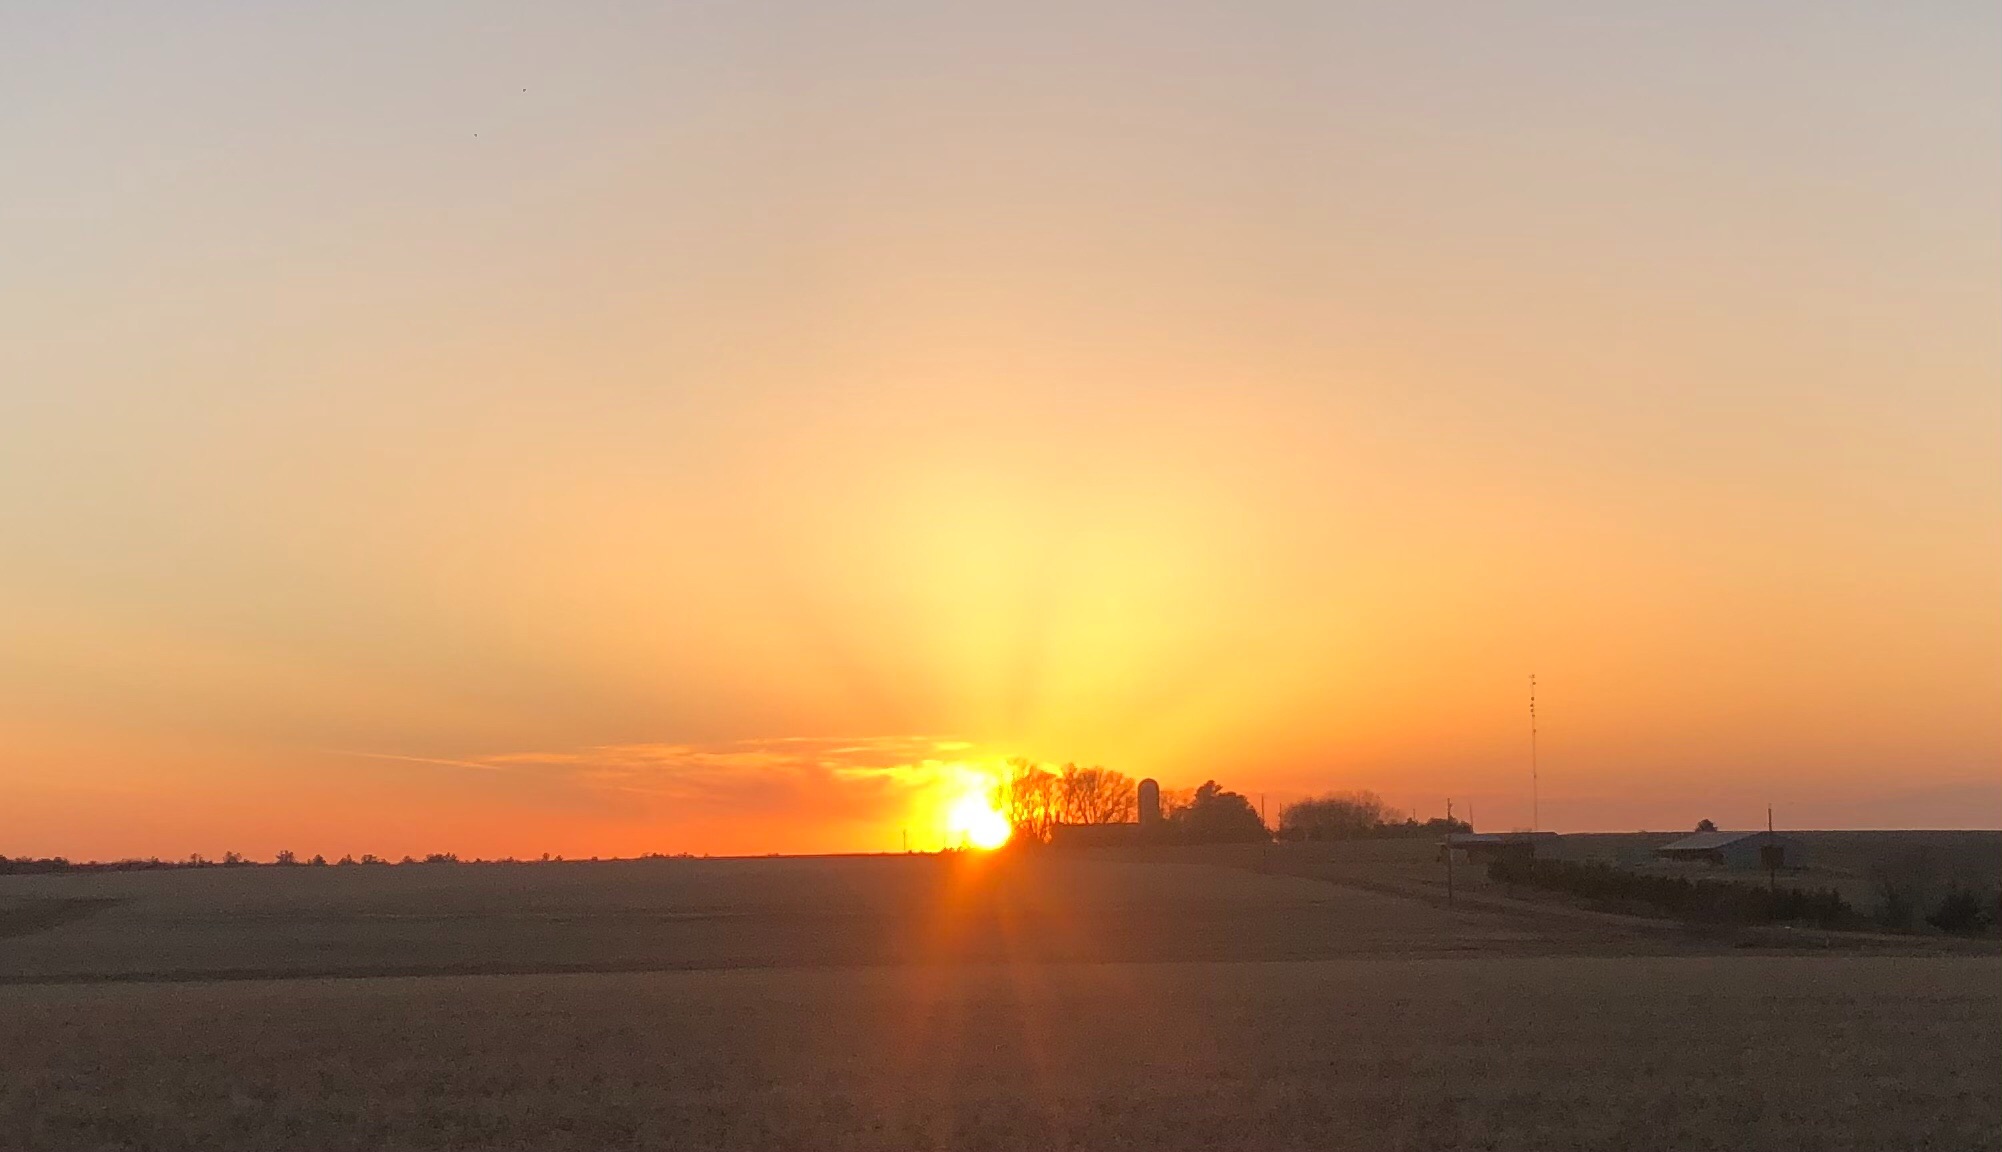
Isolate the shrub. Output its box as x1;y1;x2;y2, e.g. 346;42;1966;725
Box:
1487;857;1855;929
1875;881;1920;932
1926;884;1994;935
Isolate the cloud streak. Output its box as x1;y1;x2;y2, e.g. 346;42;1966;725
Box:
328;736;995;827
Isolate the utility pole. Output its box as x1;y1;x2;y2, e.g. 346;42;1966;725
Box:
1256;793;1271;873
1445;797;1456;908
1766;805;1777;895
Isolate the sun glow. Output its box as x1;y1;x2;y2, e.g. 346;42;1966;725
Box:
941;767;1012;850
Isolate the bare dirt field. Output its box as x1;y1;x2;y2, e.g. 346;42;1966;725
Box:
1;850;1997;1150
0;851;1702;984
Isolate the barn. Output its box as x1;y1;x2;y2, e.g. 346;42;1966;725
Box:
1654;830;1802;870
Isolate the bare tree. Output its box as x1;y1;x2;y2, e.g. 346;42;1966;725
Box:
1054;764;1137;825
996;759;1139;838
998;758;1059;843
1278;791;1395;840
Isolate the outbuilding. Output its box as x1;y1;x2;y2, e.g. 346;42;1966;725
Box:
1440;831;1559;864
1654;830;1801;871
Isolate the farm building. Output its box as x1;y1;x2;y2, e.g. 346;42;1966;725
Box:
1440;831;1559;863
1654;830;1802;870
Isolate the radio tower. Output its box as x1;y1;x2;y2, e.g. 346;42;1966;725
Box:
1529;674;1540;834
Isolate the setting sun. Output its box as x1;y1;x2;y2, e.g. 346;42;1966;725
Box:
945;788;1012;850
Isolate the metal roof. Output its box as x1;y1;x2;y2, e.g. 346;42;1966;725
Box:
1657;831;1777;852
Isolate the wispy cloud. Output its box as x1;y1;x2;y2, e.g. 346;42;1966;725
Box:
323;736;997;823
316;749;514;773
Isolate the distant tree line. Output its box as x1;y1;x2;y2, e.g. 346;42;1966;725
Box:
1275;790;1471;841
997;761;1269;845
0;851;701;875
998;760;1138;843
995;765;1490;848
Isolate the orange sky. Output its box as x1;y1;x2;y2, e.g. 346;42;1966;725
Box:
2;3;1998;859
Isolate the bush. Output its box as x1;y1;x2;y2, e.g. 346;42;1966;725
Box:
1875;881;1920;932
1279;792;1393;840
1487;857;1855;929
1926;884;1994;935
1276;792;1470;841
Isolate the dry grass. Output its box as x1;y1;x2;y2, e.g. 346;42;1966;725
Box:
2;956;1995;1151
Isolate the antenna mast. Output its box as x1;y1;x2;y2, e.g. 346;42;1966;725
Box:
1529;673;1539;834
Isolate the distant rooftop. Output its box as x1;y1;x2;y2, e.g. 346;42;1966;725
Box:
1658;831;1781;852
1443;831;1560;845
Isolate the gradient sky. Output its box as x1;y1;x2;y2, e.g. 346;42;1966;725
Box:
3;2;1998;859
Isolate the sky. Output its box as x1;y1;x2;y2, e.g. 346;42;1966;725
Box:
2;2;1998;860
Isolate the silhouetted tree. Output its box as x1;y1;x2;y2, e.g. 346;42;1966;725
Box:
274;849;297;866
1695;818;1718;833
1278;791;1396;840
998;758;1060;844
998;760;1139;842
308;854;327;866
1169;781;1268;843
1054;764;1137;826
